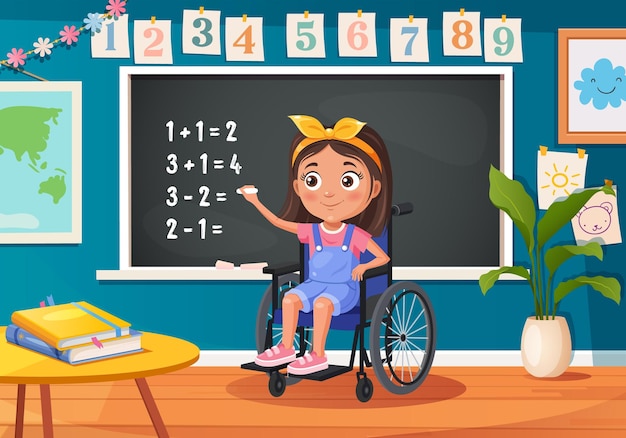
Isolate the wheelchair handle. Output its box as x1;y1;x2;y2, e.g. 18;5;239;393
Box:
391;202;413;216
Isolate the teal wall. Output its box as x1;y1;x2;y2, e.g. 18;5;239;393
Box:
1;1;625;351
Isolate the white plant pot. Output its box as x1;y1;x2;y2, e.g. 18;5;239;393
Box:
520;316;572;378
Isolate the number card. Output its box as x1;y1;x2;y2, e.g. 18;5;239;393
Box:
338;11;377;57
91;14;130;58
225;16;265;62
484;17;523;63
443;10;482;56
133;19;173;64
182;9;221;55
286;13;326;58
390;17;429;63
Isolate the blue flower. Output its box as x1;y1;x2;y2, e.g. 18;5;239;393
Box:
574;58;626;110
83;12;104;35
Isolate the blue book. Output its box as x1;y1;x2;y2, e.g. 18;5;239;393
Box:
6;324;142;365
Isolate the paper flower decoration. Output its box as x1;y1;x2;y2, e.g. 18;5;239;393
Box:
60;25;80;45
33;37;54;57
6;48;26;68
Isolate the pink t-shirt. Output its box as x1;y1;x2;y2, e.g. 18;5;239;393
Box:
297;223;371;259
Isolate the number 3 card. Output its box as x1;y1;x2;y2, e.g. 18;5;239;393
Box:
133;19;173;64
286;13;326;58
182;9;221;55
443;10;482;56
484;17;523;63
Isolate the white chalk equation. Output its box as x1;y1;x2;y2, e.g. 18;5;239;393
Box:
165;120;238;143
166;218;223;240
165;153;242;175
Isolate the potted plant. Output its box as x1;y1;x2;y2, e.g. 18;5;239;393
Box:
479;165;621;377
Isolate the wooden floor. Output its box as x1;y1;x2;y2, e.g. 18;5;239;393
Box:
1;366;626;437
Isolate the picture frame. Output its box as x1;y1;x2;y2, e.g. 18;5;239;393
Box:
0;81;82;243
558;29;626;144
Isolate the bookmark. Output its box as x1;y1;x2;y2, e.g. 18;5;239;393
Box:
92;337;104;349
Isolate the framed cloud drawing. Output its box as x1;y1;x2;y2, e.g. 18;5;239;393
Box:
558;29;626;144
0;82;82;243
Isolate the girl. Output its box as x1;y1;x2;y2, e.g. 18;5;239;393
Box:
239;114;393;375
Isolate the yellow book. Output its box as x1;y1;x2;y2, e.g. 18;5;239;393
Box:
11;301;131;350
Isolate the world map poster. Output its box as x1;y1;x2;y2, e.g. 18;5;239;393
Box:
0;82;81;243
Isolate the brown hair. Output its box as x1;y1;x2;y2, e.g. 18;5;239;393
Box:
278;123;393;236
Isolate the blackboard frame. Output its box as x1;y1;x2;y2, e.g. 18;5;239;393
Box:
98;66;513;281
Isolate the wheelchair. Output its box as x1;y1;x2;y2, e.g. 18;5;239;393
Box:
241;203;436;402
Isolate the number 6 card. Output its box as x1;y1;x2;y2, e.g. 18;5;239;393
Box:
338;11;377;57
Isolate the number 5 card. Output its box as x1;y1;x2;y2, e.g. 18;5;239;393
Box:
286;13;326;58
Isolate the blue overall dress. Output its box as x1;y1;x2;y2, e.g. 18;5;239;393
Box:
286;223;360;316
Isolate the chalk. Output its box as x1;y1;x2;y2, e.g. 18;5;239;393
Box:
236;187;258;195
215;260;235;269
240;262;268;270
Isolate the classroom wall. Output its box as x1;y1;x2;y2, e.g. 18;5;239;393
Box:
1;1;625;353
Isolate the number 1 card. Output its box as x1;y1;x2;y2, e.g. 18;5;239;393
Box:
91;14;130;58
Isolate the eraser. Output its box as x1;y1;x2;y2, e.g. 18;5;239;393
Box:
240;262;268;270
236;187;258;195
215;260;235;269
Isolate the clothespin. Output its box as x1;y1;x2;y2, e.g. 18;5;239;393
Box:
409;15;414;23
460;8;465;16
539;145;548;156
151;16;156;24
605;179;613;188
199;6;204;14
577;148;586;159
357;9;363;18
501;14;507;22
304;10;309;19
242;14;247;22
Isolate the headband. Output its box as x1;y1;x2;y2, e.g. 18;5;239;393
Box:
288;115;382;172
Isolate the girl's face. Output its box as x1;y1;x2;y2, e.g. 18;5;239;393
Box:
293;145;381;225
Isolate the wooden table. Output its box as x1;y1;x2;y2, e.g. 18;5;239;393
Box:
0;327;199;438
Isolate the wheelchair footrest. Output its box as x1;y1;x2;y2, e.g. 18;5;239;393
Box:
241;361;287;372
241;362;352;381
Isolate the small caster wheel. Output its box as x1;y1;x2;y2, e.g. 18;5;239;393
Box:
269;371;286;397
356;376;373;402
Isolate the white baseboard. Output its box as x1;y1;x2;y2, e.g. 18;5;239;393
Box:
193;350;626;367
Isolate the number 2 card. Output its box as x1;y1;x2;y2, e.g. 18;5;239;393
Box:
133;19;173;64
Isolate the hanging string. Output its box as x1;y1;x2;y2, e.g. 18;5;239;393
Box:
0;0;130;81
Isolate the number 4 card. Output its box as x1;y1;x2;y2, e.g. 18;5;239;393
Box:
133;19;173;64
286;13;326;58
484;17;523;63
225;16;265;61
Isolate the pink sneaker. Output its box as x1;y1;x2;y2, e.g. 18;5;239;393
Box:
254;343;296;367
287;351;328;375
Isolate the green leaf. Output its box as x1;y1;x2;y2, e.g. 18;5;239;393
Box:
553;275;621;306
544;242;603;278
479;265;531;294
537;186;615;248
488;165;536;253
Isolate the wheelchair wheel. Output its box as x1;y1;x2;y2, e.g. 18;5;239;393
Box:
268;371;286;397
255;273;312;354
370;281;436;394
356;375;374;402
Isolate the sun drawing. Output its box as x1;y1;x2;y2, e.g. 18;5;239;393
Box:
541;162;581;196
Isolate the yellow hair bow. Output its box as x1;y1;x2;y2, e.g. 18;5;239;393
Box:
288;115;382;171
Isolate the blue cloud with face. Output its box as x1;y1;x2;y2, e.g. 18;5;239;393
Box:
574;58;626;110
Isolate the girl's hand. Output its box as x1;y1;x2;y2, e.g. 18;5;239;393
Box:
351;264;368;281
237;185;259;204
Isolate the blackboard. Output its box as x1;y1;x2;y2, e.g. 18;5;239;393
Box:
120;66;510;272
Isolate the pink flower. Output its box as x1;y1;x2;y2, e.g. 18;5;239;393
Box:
6;48;26;68
59;25;80;44
106;0;127;18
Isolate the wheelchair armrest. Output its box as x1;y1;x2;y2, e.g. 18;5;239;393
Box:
263;262;301;277
361;264;390;281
